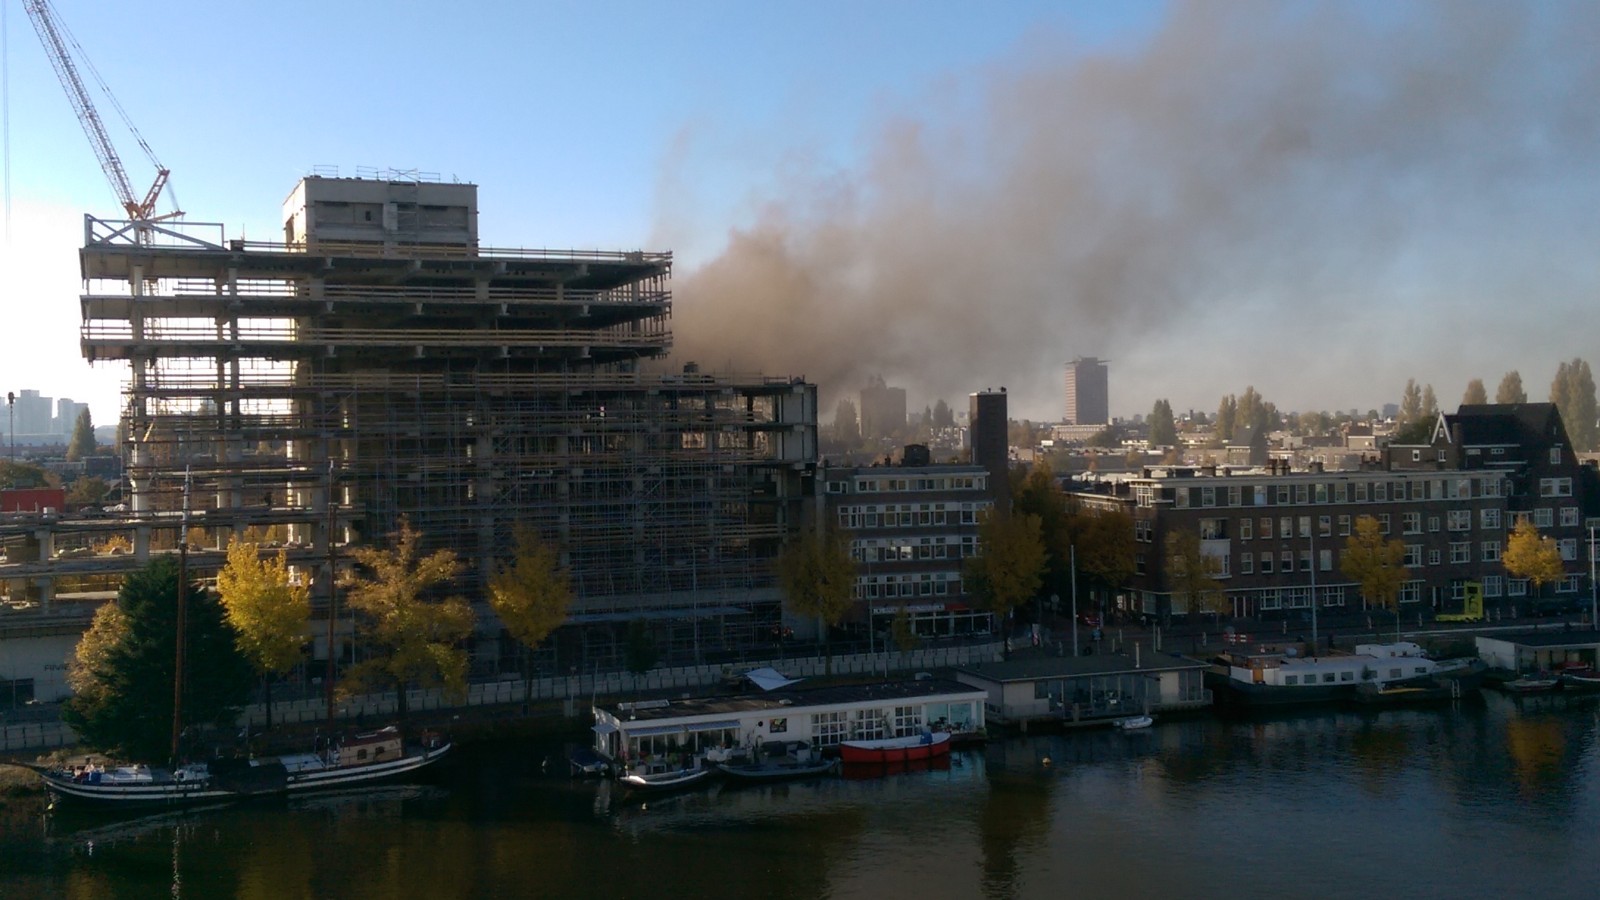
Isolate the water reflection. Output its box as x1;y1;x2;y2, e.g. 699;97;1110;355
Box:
5;697;1600;898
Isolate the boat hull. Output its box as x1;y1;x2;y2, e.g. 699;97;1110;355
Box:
618;767;714;793
838;731;951;765
717;758;838;782
42;742;450;807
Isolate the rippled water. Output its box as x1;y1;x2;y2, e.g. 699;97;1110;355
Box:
4;690;1597;899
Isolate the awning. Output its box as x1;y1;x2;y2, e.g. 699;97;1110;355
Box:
685;720;740;733
623;724;685;737
591;722;618;735
744;667;801;691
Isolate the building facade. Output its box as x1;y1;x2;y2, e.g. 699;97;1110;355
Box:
1064;357;1109;426
817;448;994;640
18;172;818;671
1076;403;1600;624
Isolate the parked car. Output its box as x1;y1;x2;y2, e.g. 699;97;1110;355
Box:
1077;613;1102;628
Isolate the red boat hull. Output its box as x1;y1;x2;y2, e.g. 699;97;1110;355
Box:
837;731;952;765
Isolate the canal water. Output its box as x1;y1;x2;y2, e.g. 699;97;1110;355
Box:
3;690;1597;899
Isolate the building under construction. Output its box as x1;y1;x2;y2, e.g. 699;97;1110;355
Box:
68;172;817;670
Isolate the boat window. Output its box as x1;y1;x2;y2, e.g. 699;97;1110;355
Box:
1340;672;1353;681
1389;668;1402;679
1323;673;1337;683
1285;675;1298;685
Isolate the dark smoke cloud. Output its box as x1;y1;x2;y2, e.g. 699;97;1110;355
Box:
666;1;1600;422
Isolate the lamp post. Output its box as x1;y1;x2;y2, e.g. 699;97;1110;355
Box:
1590;524;1597;629
6;391;13;462
1070;545;1080;657
1310;530;1319;654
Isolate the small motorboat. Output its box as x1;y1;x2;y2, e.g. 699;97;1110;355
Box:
1115;715;1154;731
1557;664;1600;691
1502;672;1560;694
618;765;714;794
838;730;951;765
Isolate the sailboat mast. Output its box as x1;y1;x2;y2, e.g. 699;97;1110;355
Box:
171;468;192;765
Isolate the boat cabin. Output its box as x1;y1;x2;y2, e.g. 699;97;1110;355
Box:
592;677;986;773
1221;642;1436;690
1475;629;1600;675
337;727;403;768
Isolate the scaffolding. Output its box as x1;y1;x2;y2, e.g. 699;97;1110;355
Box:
68;175;817;670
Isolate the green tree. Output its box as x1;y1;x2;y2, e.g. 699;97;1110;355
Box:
66;409;95;461
1496;370;1527;405
775;524;858;673
1075;507;1136;611
1341;515;1407;640
215;538;310;730
965;509;1046;645
1214;394;1238;446
1085;424;1125;449
487;527;572;703
62;556;252;762
624;619;659;674
1400;379;1423;425
1164;530;1227;618
1550;358;1598;451
66;476;111;508
340;519;475;722
890;606;920;652
1148;399;1178;447
1503;520;1564;600
1421;384;1439;422
1463;378;1488;406
0;460;50;489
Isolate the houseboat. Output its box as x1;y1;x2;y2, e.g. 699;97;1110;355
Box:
591;676;986;777
1206;642;1452;709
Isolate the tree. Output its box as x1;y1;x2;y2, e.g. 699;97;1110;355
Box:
932;398;954;430
487;527;572;702
66;409;95;461
965;509;1046;646
1075;507;1136;611
1214;394;1237;447
775;525;858;673
891;606;920;652
62;556;253;762
1086;424;1125;449
1550;358;1598;451
1164;530;1227;618
0;460;49;489
624;619;659;674
66;476;111;508
1399;379;1423;425
1462;379;1488;406
1148;399;1178;447
215;538;310;730
1503;520;1564;600
1341;515;1407;640
340;518;476;722
832;398;860;445
1420;384;1438;422
1496;370;1527;405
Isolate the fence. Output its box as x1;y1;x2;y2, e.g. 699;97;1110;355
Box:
3;641;1002;753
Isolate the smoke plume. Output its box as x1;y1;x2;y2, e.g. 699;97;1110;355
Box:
667;1;1600;421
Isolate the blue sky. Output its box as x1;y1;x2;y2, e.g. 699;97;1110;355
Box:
5;1;1598;426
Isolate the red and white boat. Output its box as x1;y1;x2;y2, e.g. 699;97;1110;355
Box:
838;730;951;765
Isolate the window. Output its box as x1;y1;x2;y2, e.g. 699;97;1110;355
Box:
1228;486;1241;507
1428;549;1441;566
1559;574;1581;594
1540;477;1574;497
1374;483;1388;502
1338;515;1352;536
770;717;788;734
1284;675;1299;686
1277;486;1290;504
1455;479;1472;499
1287;587;1311;608
1319;515;1332;537
1260;553;1273;574
1481;541;1500;563
1482;575;1504;597
1509;578;1528;597
1299;550;1312;572
1399;581;1424;604
1281;550;1294;571
1481;508;1501;530
1550;447;1563;465
1315;483;1329;503
1561;506;1580;527
1447;509;1472;532
1201;487;1216;507
1450;542;1471;564
1260;517;1274;540
1280;517;1293;540
1254;486;1269;506
1410;481;1425;500
1260;588;1281;609
1335;483;1348;503
1559;538;1578;561
1323;673;1337;684
1428;516;1440;533
1378;514;1391;534
1240;518;1253;540
1200;518;1226;539
1355;483;1369;502
1295;485;1309;504
1298;516;1311;538
1404;545;1423;567
1340;671;1354;682
1240;554;1254;575
1320;549;1333;572
1534;508;1554;528
812;711;849;745
1402;512;1422;534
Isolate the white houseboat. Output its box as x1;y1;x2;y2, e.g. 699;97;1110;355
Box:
1206;641;1444;708
591;676;987;776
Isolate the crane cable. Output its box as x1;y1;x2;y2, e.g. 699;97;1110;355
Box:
42;0;175;215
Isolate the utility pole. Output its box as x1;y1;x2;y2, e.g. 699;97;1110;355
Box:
170;468;191;766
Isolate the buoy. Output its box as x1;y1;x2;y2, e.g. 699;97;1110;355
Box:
1042;756;1052;767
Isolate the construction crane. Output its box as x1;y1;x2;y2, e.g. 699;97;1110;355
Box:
22;0;180;229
